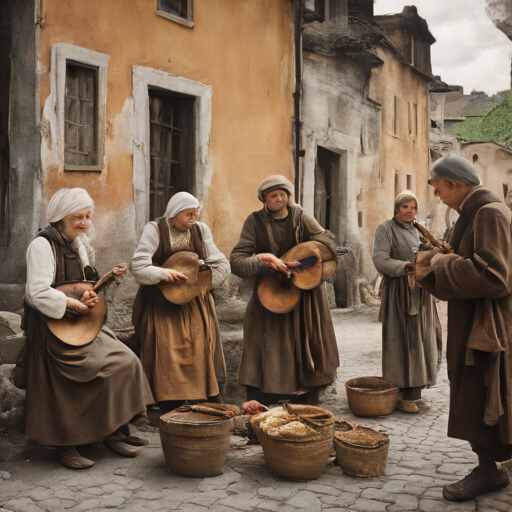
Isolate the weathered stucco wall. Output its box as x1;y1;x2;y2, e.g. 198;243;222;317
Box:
461;143;512;202
37;0;294;272
301;51;381;304
0;0;42;310
369;44;445;242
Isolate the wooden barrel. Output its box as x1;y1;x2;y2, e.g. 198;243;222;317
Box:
159;409;234;478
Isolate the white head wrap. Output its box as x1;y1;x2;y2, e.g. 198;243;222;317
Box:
47;188;94;224
164;192;201;219
394;190;419;216
257;175;295;206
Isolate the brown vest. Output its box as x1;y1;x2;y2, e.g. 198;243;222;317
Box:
132;220;206;333
152;218;206;265
37;225;99;287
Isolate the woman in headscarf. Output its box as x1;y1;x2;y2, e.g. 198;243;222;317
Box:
131;192;229;409
24;188;150;470
230;175;339;406
372;190;441;412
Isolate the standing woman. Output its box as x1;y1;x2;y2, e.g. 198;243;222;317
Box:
131;192;229;409
372;191;441;412
230;175;339;406
24;188;150;469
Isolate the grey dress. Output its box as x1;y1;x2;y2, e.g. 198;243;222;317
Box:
372;218;441;389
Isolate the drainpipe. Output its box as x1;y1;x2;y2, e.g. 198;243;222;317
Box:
292;0;302;200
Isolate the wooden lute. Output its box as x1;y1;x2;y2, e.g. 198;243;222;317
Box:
257;241;337;314
45;264;127;346
158;251;212;305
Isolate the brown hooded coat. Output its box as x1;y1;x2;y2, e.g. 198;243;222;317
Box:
419;187;512;445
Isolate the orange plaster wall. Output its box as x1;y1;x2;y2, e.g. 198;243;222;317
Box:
39;0;294;254
369;45;436;230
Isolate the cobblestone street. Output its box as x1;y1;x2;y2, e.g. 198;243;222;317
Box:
1;305;512;512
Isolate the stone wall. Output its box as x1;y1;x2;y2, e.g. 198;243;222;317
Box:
0;0;42;311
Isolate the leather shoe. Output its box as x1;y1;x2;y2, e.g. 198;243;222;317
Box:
396;399;419;413
59;446;94;470
443;465;510;501
122;435;149;447
103;438;145;458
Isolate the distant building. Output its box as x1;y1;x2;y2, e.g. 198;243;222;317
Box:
300;4;438;306
461;141;512;203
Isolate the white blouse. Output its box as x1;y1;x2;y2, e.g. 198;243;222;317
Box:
25;237;91;319
131;220;230;290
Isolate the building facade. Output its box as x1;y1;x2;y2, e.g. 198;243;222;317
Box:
301;4;440;306
0;0;296;309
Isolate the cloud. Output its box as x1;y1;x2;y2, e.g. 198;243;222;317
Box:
374;0;512;94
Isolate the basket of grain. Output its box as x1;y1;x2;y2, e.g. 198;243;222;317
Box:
345;376;398;417
334;425;389;477
250;404;334;480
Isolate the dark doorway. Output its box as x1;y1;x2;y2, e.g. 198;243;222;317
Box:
149;89;195;219
0;1;12;232
314;146;346;242
315;146;352;307
314;146;334;231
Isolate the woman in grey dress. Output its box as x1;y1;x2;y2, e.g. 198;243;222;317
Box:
372;191;441;412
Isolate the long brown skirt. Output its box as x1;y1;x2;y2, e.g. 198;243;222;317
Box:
239;283;339;394
24;303;149;447
138;290;226;402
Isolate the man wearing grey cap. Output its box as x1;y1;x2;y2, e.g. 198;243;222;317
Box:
416;156;512;501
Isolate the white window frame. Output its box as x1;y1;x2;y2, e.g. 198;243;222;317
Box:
51;43;109;172
156;0;194;28
132;65;212;235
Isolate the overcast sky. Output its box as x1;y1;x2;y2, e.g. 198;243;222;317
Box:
374;0;512;95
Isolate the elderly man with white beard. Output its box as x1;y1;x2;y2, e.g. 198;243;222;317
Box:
22;188;151;469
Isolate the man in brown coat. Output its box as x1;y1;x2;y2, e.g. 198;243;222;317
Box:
416;156;512;501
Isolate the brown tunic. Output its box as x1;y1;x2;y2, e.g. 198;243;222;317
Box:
132;220;227;402
24;226;149;446
419;187;512;445
230;206;340;394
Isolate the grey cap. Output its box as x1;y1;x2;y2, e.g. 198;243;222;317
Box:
429;156;481;186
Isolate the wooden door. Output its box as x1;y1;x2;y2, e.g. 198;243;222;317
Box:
149;90;195;219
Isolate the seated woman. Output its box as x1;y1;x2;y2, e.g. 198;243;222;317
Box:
131;192;229;410
24;188;151;470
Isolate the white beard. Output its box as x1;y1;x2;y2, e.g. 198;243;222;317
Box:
71;232;96;267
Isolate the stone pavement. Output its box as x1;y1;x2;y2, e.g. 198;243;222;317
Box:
1;306;512;512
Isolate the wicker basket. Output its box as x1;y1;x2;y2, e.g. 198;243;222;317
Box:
334;426;389;477
250;405;334;480
345;376;398;417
